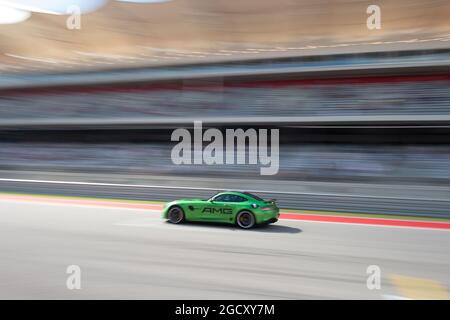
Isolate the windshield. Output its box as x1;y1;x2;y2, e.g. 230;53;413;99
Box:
208;192;222;201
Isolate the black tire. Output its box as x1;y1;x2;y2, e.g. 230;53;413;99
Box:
236;211;256;229
167;206;185;224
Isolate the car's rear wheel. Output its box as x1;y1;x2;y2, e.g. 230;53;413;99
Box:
168;206;185;224
236;211;256;229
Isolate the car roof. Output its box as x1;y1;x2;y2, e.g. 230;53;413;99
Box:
214;191;264;201
215;191;245;195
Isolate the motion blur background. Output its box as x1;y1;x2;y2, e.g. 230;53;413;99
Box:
1;0;450;301
1;0;450;217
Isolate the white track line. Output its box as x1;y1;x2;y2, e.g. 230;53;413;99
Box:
280;218;450;232
0;198;160;213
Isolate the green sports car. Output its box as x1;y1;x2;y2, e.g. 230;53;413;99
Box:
162;191;280;229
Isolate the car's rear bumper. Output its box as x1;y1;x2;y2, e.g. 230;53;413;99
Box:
258;211;279;224
264;218;278;224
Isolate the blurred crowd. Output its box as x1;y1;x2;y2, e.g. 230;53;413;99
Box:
1;143;449;183
0;80;449;120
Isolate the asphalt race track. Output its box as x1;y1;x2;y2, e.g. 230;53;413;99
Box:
0;199;449;299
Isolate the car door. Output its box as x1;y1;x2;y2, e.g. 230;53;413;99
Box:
210;194;248;223
201;194;234;222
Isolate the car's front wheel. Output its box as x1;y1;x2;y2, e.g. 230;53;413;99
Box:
167;206;185;224
236;211;256;229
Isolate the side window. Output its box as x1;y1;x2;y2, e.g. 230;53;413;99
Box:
230;195;247;202
214;194;247;202
213;194;231;202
